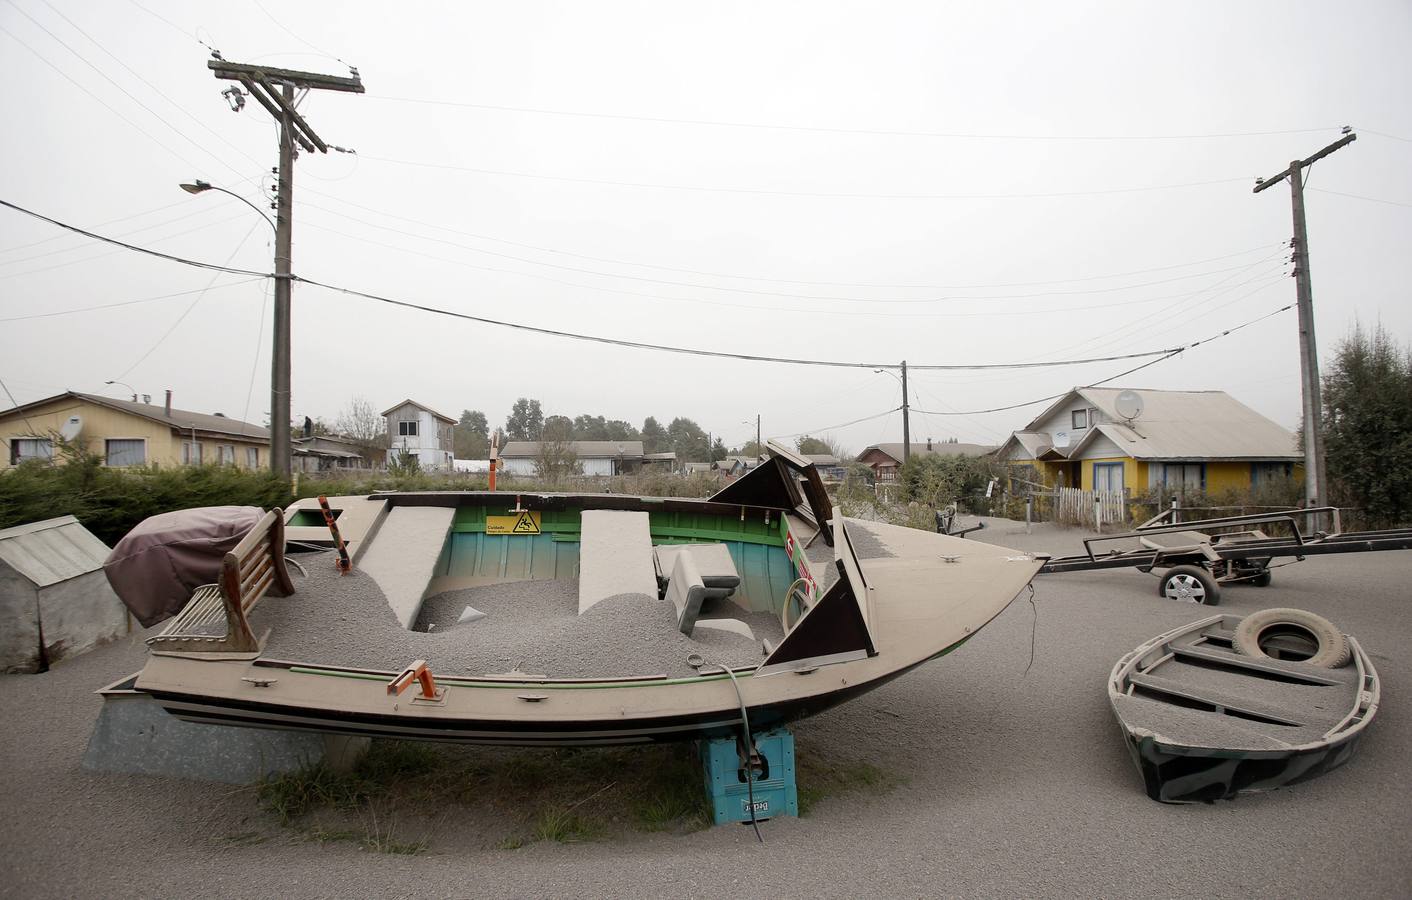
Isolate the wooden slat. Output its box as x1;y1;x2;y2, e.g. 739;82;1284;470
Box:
229;509;279;560
240;555;274;598
238;539;272;577
242;570;274;613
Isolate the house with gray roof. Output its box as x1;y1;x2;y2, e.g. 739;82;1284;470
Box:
499;440;645;476
857;440;996;482
995;387;1300;495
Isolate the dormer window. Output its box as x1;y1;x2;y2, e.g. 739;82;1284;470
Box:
1072;409;1088;429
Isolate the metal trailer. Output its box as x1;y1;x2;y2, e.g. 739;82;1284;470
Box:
1038;507;1412;605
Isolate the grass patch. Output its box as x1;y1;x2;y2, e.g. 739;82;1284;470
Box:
795;755;901;817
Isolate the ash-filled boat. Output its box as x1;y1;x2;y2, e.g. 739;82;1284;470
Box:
1108;609;1380;803
125;443;1043;746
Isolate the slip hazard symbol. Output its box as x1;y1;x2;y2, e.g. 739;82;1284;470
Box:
486;511;541;535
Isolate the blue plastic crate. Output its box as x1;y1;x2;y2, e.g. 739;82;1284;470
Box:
700;727;798;825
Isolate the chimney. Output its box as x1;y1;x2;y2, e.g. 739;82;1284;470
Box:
164;390;172;417
927;437;933;451
141;394;151;405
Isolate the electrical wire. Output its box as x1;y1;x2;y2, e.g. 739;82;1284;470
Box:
359;153;1250;201
0;198;1290;374
251;0;354;69
297;206;1284;307
239;277;272;436
362;93;1337;143
1307;188;1412;209
0;21;210;174
0;211;258;282
6;1;244;179
775;407;900;439
297;190;1283;292
114;221;263;380
909;303;1296;416
0;277;261;322
0;199;272;277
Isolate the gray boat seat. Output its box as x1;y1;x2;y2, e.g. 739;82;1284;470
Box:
653;543;740;596
665;550;709;635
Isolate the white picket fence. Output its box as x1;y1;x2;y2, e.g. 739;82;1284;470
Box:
1052;487;1128;528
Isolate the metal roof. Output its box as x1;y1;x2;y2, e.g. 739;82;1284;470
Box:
499;440;645;458
380;398;457;423
2;391;269;441
0;515;110;587
1070;388;1299;460
858;442;996;463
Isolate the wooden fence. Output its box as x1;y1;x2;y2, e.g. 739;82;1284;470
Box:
1048;487;1128;529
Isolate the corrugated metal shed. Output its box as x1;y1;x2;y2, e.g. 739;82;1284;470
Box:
0;515;111;587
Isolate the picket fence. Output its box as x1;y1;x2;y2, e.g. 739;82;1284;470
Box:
1052;487;1128;528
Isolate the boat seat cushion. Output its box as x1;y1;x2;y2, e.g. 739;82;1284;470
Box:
578;510;658;615
666;550;709;636
653;544;740;590
695;618;756;642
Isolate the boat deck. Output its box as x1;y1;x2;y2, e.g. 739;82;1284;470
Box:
1111;625;1364;751
251;551;783;680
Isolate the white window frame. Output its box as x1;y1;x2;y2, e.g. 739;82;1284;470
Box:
104;437;147;467
9;437;54;465
246;446;260;468
182;440;203;465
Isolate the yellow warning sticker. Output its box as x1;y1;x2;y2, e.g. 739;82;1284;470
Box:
486;510;541;535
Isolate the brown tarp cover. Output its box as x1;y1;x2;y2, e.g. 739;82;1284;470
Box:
103;506;264;627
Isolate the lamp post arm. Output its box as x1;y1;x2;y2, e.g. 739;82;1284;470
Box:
203;185;276;234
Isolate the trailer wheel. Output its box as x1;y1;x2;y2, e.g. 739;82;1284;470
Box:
1158;565;1221;605
1252;569;1273;587
1234;608;1350;668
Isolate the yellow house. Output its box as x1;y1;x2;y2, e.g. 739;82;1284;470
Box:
2;391;270;470
996;387;1300;496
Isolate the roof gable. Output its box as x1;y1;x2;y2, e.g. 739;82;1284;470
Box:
381;399;456;423
3;391;269;441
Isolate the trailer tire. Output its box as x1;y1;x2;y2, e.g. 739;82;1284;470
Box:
1158;565;1221;605
1234;607;1350;668
1252;569;1273;587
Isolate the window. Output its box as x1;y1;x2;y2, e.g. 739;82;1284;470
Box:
182;441;202;465
398;420;418;437
1161;463;1204;493
1092;462;1124;492
1071;409;1088;429
9;438;53;465
105;439;145;467
1251;462;1291;486
246;447;259;468
218;444;235;465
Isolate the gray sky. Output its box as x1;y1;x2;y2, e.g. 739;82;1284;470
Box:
2;0;1409;454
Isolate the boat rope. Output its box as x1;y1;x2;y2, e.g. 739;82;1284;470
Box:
1023;583;1039;677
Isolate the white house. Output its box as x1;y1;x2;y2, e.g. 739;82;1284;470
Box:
382;399;455;473
499;441;645;476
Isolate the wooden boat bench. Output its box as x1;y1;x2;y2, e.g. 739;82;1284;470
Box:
147;508;295;654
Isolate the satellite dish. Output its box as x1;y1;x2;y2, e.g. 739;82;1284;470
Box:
59;415;83;441
1115;390;1145;421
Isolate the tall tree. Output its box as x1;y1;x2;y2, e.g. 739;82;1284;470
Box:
573;414;609;440
1322;323;1412;527
335;396;385;466
667;417;710;462
641;416;667;454
454;410;489;459
505;398;544;441
542;415;574;441
604;419;639;442
535;415;579;479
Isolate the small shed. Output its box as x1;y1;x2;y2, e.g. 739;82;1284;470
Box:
0;516;131;673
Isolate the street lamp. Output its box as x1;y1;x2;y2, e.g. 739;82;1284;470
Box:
180;178;288;478
104;379;137;402
179;180;276;234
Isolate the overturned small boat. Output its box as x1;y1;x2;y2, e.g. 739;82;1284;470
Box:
1108;609;1380;803
127;444;1043;746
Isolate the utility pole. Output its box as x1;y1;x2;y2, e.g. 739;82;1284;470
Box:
1254;130;1356;524
756;414;761;457
207;60;364;479
901;361;911;463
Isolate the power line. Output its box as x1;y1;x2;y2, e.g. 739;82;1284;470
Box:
1308;187;1412;209
250;0;352;68
0;204;247;269
114;221;263;380
6;1;244;179
1359;127;1412;144
301;186;1281;291
909;302;1293;415
0;277;261;322
362;93;1337;143
0;20;210;174
36;0;265;171
0;199;271;277
775;407;900;439
0;197;1281;373
360;153;1250;201
297;203;1283;306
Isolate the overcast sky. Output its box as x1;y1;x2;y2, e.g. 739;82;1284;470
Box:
2;1;1408;454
